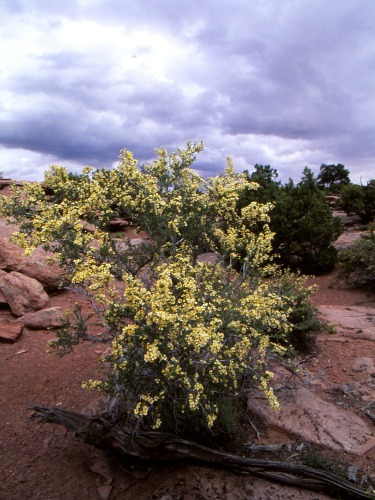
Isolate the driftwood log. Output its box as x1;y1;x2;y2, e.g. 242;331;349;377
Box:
31;405;369;499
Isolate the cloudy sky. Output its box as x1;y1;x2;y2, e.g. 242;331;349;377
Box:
1;0;375;183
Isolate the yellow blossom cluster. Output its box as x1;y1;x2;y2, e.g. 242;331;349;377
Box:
106;248;292;428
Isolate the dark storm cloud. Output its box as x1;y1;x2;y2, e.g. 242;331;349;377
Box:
1;43;210;168
185;1;375;150
189;3;370;136
1;25;223;170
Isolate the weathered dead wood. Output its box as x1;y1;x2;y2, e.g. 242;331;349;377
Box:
31;405;369;498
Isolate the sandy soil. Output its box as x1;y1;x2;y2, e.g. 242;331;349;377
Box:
0;272;374;499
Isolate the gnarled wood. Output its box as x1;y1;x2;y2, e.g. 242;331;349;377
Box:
31;405;369;499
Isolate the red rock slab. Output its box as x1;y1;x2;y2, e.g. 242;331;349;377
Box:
108;218;129;228
247;386;374;455
17;307;64;330
0;219;62;290
0;320;23;343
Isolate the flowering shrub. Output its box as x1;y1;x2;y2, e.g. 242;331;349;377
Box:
0;142;318;434
103;249;292;431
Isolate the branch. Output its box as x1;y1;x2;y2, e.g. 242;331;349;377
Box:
31;406;369;498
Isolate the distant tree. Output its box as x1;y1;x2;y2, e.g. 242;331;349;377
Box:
241;164;280;203
317;163;350;193
271;168;343;274
237;164;281;225
248;164;280;187
67;171;85;181
339;180;375;223
238;165;343;274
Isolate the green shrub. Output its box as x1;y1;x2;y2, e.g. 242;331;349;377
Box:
317;163;351;194
336;229;375;290
303;448;338;474
266;270;323;353
238;166;343;275
271;169;343;274
339;180;375;224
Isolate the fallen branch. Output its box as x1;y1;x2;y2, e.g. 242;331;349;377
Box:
31;405;369;499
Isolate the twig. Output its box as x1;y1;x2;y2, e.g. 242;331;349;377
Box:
248;418;260;440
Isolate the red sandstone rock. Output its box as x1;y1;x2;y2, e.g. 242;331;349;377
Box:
351;357;375;374
0;219;62;290
0;271;49;316
108;218;129;228
247;385;374;455
0;320;23;343
17;307;64;329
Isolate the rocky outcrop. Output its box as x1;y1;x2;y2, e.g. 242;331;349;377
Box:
0;179;24;198
333;230;368;250
332;210;363;227
17;307;64;329
0;219;62;290
0;271;49;316
197;253;219;264
326;195;340;209
247;385;374;455
0;272;7;303
108;218;129;229
351;356;375;374
113;237;149;253
249;302;375;456
319;305;375;341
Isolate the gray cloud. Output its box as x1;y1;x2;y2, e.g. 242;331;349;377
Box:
1;0;375;182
